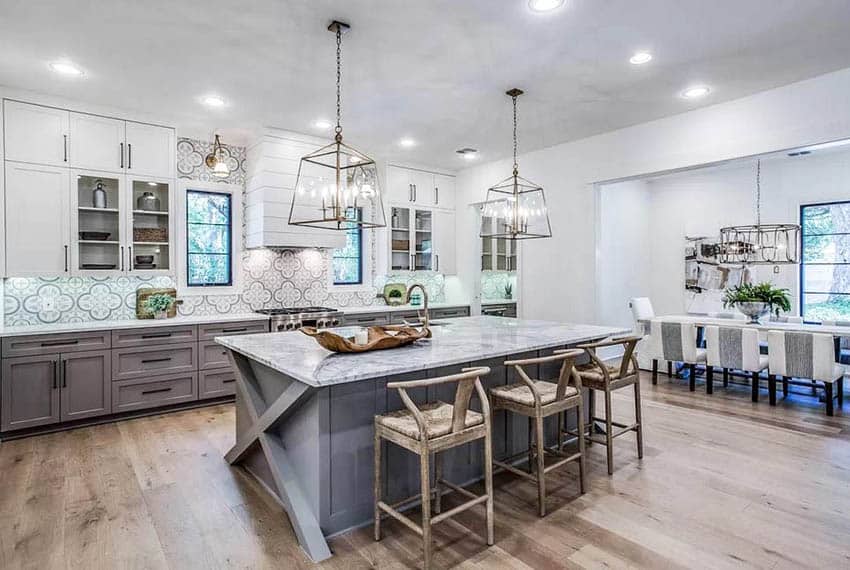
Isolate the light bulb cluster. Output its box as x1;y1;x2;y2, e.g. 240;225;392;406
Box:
296;166;379;218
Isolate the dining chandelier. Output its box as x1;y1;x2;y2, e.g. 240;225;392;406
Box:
718;159;800;265
289;20;386;231
479;89;552;241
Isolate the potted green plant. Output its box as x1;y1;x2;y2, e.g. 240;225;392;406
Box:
144;293;176;319
722;282;791;324
504;282;513;300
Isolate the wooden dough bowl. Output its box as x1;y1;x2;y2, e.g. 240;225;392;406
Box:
301;325;432;353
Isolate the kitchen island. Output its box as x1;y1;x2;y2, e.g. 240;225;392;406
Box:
217;316;628;561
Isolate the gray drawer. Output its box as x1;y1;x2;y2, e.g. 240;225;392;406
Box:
111;325;197;349
482;304;517;318
390;310;423;325
199;320;269;340
112;373;198;413
342;312;390;326
430;306;470;319
199;341;230;370
199;369;237;399
2;330;111;358
112;343;197;381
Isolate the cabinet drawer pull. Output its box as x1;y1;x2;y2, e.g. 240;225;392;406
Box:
141;357;173;364
63;134;68;162
435;186;439;205
52;360;58;390
222;379;236;384
120;142;124;168
127;143;132;169
141;387;172;395
64;245;69;272
120;246;125;271
62;359;67;388
40;339;79;347
141;332;172;339
222;327;247;333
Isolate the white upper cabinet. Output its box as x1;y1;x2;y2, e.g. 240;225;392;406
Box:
69;113;125;172
3;101;69;167
408;169;434;206
433;173;456;210
5;162;70;276
125;122;175;178
386;165;412;204
433;210;457;275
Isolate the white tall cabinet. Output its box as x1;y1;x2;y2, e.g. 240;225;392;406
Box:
385;164;457;274
2;99;175;277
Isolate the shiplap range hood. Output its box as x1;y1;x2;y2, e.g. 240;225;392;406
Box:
245;129;347;249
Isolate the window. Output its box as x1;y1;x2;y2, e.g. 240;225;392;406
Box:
186;189;233;287
332;207;363;285
801;201;850;321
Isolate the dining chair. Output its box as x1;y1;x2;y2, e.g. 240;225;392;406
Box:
649;319;706;390
573;335;644;476
704;326;768;399
766;331;845;416
630;297;666;374
489;350;585;517
374;367;494;569
821;320;850;365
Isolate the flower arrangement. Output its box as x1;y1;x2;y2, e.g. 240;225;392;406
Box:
144;293;176;319
722;282;791;321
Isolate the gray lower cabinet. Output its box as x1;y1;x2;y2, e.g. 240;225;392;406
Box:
1;355;60;431
112;373;198;413
111;325;197;348
112;342;197;381
342;312;390;326
430;306;471;319
390;310;422;324
482;303;517;318
200;341;230;371
199;369;237;399
60;350;111;422
2;330;111;358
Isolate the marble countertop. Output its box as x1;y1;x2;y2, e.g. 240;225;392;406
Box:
340;302;470;315
217;316;629;387
0;313;270;338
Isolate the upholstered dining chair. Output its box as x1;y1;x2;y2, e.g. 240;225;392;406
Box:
704;325;768;399
573;336;644;476
489;349;585;517
629;297;663;372
821;320;850;365
649;319;706;390
374;367;494;569
767;331;845;416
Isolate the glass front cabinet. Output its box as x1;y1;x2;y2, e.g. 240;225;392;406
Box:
70;171;173;276
390;206;435;272
480;216;517;271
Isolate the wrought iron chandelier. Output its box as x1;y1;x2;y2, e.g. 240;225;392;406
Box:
718;159;800;265
479;89;552;241
289;20;386;231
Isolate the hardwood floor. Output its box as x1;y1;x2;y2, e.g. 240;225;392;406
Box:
1;373;848;569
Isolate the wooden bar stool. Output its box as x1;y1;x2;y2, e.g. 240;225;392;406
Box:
374;367;494;569
574;336;644;475
489;349;585;517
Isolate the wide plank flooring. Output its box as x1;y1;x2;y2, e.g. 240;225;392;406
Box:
1;373;848;569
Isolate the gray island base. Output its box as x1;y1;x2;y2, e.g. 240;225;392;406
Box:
217;316;628;562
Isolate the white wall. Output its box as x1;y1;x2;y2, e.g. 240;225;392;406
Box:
596;146;850;324
596;180;651;328
456;67;850;324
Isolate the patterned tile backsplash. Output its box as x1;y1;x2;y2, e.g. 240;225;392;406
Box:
2;136;447;325
481;271;517;301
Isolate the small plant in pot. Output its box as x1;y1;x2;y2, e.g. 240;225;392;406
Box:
144;294;176;319
722;282;791;324
504;282;513;300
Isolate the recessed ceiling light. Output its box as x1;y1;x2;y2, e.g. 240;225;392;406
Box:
681;85;711;99
528;0;565;13
399;138;416;148
456;148;479;160
49;61;84;76
313;119;333;130
201;95;226;108
629;51;653;65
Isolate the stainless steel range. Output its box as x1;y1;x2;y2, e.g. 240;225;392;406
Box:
255;307;343;332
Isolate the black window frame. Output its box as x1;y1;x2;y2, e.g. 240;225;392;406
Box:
332;207;364;286
186;189;233;288
799;199;850;320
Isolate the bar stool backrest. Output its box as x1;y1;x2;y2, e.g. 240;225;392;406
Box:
650;319;700;363
767;331;836;382
386;367;491;437
705;325;761;371
503;349;584;403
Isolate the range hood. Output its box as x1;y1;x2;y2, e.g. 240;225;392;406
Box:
245;129;347;249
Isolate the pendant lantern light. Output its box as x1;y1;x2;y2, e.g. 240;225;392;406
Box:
718;159;800;265
479;89;552;241
205;134;231;179
289;20;386;231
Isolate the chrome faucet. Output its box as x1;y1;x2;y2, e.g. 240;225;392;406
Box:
405;283;429;328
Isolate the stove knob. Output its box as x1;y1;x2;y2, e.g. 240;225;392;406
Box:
331;318;340;326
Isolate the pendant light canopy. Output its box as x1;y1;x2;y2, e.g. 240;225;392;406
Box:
480;89;552;241
718;159;800;265
205;134;231;179
289;20;386;231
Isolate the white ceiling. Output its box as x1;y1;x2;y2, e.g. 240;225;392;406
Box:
3;0;850;171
